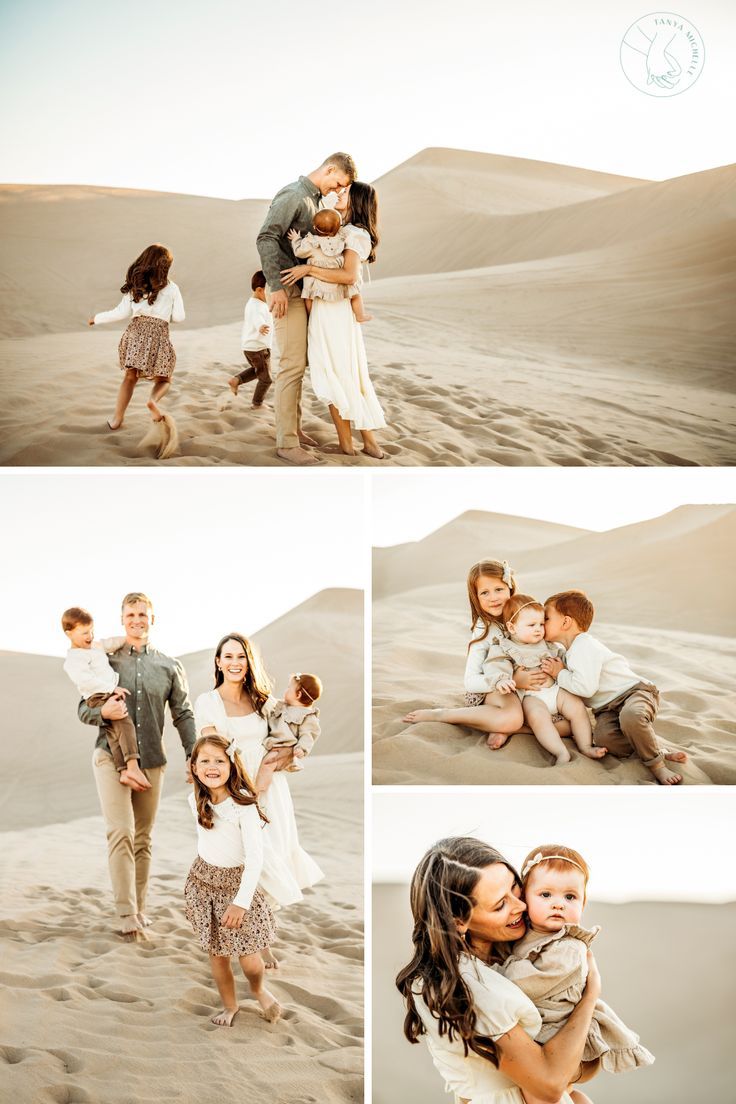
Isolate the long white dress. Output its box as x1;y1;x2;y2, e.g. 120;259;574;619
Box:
307;224;386;431
193;690;324;908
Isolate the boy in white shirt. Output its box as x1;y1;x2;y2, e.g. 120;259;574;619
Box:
541;590;688;786
228;270;273;407
62;606;150;790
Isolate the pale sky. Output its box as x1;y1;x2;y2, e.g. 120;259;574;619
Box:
371;468;736;546
0;470;367;657
1;0;733;199
372;790;736;902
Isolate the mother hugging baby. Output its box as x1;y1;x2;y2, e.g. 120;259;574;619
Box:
403;559;688;786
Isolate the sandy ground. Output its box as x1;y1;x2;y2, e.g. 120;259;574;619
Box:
1;148;733;466
0;589;363;1104
373;507;736;785
373;882;736;1104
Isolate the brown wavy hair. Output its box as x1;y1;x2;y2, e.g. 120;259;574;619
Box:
190;734;268;829
121;243;173;305
467;559;517;648
395;836;521;1066
345;181;379;263
212;632;272;715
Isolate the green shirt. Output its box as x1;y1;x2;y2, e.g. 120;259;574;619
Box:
256;175;321;292
78;644;196;769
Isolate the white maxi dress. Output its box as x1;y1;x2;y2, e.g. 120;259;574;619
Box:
307;224;386;431
193;690;324;908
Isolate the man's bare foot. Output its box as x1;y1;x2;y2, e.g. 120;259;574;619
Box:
136;912;153;927
124;761;151;789
119;770;147;791
211;1006;239;1027
257;990;282;1023
261;947;280;970
403;708;442;724
106;418;123;431
299;430;320;447
320;442;356;455
581;746;608;759
362;446;385;459
665;749;688;763
119;913;142;935
650;762;683;785
228;377;240;395
146;398;164;421
486;732;510;750
277;446;323;466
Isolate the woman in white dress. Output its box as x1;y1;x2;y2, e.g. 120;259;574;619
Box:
396;837;601;1104
281;181;386;459
193;633;324;927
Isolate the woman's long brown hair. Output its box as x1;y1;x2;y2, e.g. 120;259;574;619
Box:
466;559;517;649
345;181;379;263
121;243;173;304
190;734;268;829
395;836;521;1066
213;632;272;714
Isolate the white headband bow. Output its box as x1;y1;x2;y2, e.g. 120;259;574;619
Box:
225;737;238;764
522;852;586;879
502;560;513;586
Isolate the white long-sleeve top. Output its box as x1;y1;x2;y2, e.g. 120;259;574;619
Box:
555;632;642;711
63;637;126;699
94;281;185;325
241;295;272;351
187;791;264;909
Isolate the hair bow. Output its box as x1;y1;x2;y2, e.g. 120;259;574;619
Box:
225;737;238;763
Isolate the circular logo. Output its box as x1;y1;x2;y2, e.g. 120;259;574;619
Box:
620;12;705;96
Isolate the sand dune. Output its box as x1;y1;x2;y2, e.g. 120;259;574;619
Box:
372;507;736;785
1;148;733;466
0;586;364;1103
373;883;736;1104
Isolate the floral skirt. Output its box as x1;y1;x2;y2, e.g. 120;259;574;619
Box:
118;316;176;379
184;855;276;957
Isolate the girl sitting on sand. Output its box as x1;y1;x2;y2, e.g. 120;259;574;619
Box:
484;594;607;766
88;243;184;458
403;559;570;751
499;843;654;1089
184;733;282;1027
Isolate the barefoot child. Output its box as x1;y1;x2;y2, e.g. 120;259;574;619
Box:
185;734;282;1027
88;243;184;453
499;844;655;1088
288;208;371;323
542;590;687;785
483;595;607;766
263;672;322;773
228;270;273;407
61;607;150;791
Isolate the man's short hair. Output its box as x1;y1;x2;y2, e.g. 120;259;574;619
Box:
121;592;154;614
545;590;595;632
320;152;357;181
61;606;93;632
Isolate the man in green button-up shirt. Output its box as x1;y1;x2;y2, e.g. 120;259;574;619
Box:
256;152;356;465
78;592;196;935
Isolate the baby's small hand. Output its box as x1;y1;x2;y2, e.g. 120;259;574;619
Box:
495;678;517;695
541;656;564;679
114;687;131;699
287;228;300;242
293;747;307;758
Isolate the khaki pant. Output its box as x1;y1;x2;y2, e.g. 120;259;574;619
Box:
92;748;165;917
269;289;307;448
593;681;663;767
87;692;139;772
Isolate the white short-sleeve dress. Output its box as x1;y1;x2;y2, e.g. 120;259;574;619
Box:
193;690;324;908
306;224;386;431
413;954;575;1104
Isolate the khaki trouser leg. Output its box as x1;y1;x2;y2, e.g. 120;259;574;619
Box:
271;294;307;448
593;683;663;768
92;749;165;917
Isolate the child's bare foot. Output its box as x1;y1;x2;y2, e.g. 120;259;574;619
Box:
486;732;510;750
261;947;280;970
119;770;148;791
125;761;151;789
136;912;153;928
228;377;240;395
211;1006;239;1027
581;746;608;759
146;398;164;421
665;749;688;763
650;762;683;785
553;750;572;765
257;990;282;1023
403;708;442;723
251;402;264;409
106;418;123;431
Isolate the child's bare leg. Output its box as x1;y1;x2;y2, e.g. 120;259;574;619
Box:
557;689;606;759
119;758;152;790
403;692;524;750
147;377;171;421
359;429;384;459
209;953;239;1026
350;293;372;323
238;952;281;1021
109;369;138;429
523;697;571;764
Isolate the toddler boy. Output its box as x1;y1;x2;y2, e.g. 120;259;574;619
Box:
228;270;273;406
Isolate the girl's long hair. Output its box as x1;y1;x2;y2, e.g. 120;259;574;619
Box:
121;243;173;304
467;559;517;649
346;181;379;263
395;837;521;1067
190;734;268;829
212;632;272;715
